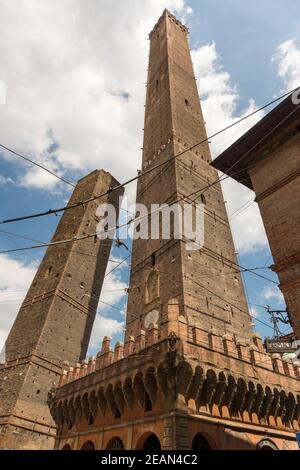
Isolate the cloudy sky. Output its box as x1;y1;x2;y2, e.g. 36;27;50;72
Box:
0;0;299;357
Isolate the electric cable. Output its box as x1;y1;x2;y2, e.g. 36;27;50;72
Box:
1;86;299;226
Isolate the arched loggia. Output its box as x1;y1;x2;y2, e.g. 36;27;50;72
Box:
105;437;124;450
257;439;278;451
191;433;211;450
142;433;161;451
80;440;95;450
61;444;72;450
136;432;161;450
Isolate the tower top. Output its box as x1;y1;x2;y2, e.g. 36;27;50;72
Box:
125;7;253;341
149;9;188;40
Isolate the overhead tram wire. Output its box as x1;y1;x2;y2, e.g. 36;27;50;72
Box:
1;86;299;226
0;169;279;285
1;91;298;292
0;181;278;286
0;172;253;255
1;238;276;332
0;145;135;219
98;299;125;313
191;103;300;203
0;242;273;326
0;144;76;188
0;104;294;342
184;274;274;332
0;289;128;305
0;229;130;266
0;327;279;368
0;227;42;265
0;232;277;285
0;263;273;302
0;261;275;346
104;253;131;279
198;245;278;285
0;228;46;245
197;196;255;249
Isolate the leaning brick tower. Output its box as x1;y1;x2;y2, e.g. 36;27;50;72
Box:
49;11;300;451
0;170;123;449
125;8;252;341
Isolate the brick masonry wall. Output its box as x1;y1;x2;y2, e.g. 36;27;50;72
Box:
49;11;300;453
249;131;300;339
0;170;123;449
125;10;252;342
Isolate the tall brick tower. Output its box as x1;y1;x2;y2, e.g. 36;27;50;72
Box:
125;9;252;341
0;170;123;449
49;12;300;451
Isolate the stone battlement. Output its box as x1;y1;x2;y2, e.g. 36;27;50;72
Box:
59;300;300;388
50;306;300;441
149;9;188;41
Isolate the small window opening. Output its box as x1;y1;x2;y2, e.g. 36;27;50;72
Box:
114;407;121;419
46;267;52;278
144;392;152;412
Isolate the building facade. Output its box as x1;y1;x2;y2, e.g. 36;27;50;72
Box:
0;170;123;449
49;11;300;451
212;95;300;342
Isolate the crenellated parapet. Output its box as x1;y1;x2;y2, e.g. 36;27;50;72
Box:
58;299;300;388
49;347;300;433
149;9;188;41
59;323;162;387
49;299;300;437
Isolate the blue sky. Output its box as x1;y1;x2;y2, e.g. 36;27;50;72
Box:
0;0;299;357
189;0;300;104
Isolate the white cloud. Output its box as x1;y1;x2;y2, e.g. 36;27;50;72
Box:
191;42;268;253
0;80;5;105
222;179;269;253
192;38;299;254
0;0;191;192
0;254;36;355
192;42;265;157
100;257;128;311
0;174;14;187
87;256;128;355
0;1;192;355
87;316;124;356
261;285;285;304
2;4;298;359
250;307;260;319
0;3;270;265
273;39;300;91
0;251;128;360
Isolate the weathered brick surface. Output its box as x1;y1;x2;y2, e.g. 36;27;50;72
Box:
248;133;300;339
49;11;299;452
212;95;300;341
125;9;252;343
0;170;123;449
50;326;299;450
